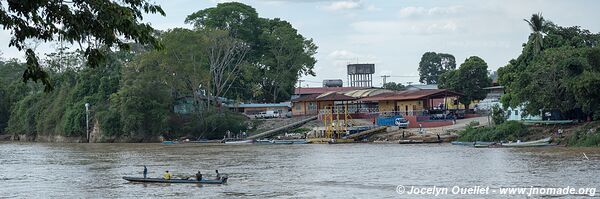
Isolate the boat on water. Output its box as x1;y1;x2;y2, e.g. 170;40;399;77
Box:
501;137;553;148
271;139;308;144
254;139;272;144
398;140;443;144
224;140;253;144
161;141;179;145
451;141;495;146
123;177;228;184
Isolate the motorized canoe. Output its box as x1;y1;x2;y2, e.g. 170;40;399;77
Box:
501;137;553;148
224;140;253;144
123;177;228;184
398;140;443;144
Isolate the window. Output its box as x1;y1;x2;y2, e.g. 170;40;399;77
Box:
308;102;317;110
295;104;301;110
515;110;519;116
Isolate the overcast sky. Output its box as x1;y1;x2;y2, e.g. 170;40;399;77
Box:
1;0;599;87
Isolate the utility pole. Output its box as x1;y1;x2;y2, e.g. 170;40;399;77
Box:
380;75;390;87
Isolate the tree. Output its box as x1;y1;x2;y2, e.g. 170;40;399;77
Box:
205;30;250;104
499;17;600;119
439;56;492;111
0;0;165;91
491;104;506;125
524;13;547;55
257;18;317;102
185;3;317;102
383;82;405;91
418;52;456;84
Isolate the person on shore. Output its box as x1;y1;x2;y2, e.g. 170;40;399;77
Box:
437;134;441;141
419;123;423;134
163;170;172;180
215;170;221;180
196;171;202;181
143;165;147;178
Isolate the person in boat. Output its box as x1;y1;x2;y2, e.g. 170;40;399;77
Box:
163;170;172;180
215;170;220;180
196;171;202;181
143;165;148;178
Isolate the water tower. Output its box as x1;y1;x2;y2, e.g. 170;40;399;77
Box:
347;64;374;87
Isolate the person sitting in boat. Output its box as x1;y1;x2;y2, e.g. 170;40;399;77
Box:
163;170;172;180
215;170;220;180
195;171;202;181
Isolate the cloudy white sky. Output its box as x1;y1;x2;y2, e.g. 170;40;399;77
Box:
1;0;599;87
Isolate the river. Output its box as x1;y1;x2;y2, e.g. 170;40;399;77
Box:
0;142;598;198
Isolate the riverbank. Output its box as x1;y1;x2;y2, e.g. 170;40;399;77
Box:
456;120;600;147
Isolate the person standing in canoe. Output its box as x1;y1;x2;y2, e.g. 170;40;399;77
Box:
163;170;172;180
143;165;147;178
195;171;202;181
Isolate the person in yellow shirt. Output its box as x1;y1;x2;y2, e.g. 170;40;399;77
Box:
163;170;172;180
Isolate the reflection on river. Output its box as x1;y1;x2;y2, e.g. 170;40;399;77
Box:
0;142;598;198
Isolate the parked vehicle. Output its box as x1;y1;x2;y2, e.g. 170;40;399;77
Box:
256;110;280;119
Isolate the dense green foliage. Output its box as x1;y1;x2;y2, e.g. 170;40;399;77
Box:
0;0;165;91
457;121;529;142
439;56;492;110
418;52;456;84
491;104;506;125
498;14;600;119
382;82;405;91
0;2;316;142
186;2;317;102
566;122;600;147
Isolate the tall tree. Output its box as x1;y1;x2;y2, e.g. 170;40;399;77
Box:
499;15;600;119
439;56;492;110
0;0;165;91
524;13;547;55
258;18;317;102
205;30;250;105
418;52;456;84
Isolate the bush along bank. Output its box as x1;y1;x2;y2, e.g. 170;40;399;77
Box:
456;121;529;142
565;122;600;147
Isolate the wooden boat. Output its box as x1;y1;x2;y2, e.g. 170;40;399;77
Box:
451;141;472;145
123;177;227;184
501;137;552;148
271;139;308;144
254;139;272;144
224;140;253;144
452;141;497;148
270;140;294;144
161;141;179;144
398;140;443;144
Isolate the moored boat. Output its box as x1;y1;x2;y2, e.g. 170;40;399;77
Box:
123;176;227;184
501;137;553;148
398;139;442;144
224;140;253;144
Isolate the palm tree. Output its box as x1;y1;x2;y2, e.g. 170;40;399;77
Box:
524;13;546;55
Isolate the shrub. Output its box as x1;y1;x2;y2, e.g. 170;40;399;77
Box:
458;121;528;142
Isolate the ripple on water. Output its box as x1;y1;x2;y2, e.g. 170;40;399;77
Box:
0;142;599;198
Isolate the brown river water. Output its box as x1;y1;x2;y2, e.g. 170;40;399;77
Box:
0;142;598;198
